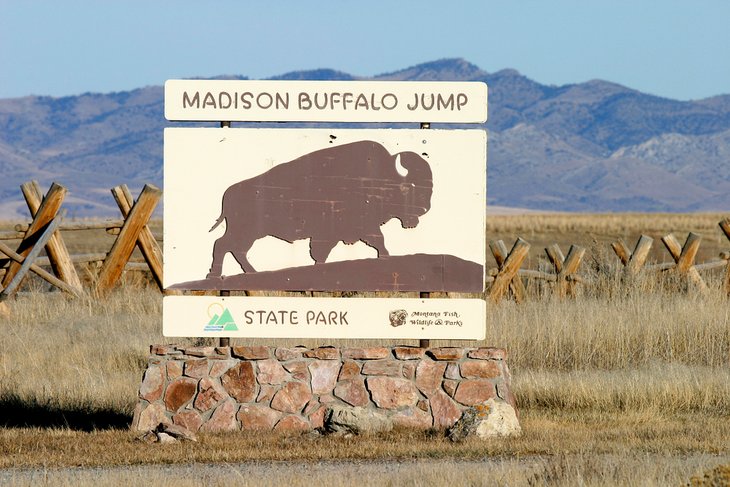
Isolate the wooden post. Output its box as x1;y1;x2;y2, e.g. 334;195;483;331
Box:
545;244;585;297
557;245;585;297
0;213;65;301
20;181;83;292
96;184;162;293
611;240;631;266
490;240;526;303
219;289;230;347
219;121;232;348
111;184;164;290
627;236;654;274
611;235;653;275
720;219;730;295
2;183;67;288
418;121;431;348
720;218;730;241
0;258;8;315
545;244;565;273
418;291;430;348
489;238;530;303
661;233;708;291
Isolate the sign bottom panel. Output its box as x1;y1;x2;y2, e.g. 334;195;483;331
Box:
164;296;485;340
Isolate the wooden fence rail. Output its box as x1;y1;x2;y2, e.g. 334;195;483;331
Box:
12;219;126;233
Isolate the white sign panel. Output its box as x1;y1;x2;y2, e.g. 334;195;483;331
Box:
165;80;487;123
164;128;486;292
163;296;486;339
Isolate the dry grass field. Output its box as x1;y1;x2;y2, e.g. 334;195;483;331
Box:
0;213;729;485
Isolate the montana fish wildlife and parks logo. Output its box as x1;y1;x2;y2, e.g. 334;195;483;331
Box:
389;309;408;327
204;302;238;332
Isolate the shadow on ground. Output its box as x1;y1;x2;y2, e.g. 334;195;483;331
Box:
0;395;130;430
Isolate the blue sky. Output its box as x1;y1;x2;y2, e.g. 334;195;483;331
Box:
1;0;728;100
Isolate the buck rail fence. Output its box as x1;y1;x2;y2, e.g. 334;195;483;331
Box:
0;181;728;312
0;181;162;314
485;222;730;302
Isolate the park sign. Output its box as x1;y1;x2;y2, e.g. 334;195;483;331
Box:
165;80;487;123
163;79;487;339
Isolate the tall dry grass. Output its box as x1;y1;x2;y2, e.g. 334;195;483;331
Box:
0;287;171;423
485;259;730;414
1;271;728;419
486;212;727;235
489;286;730;370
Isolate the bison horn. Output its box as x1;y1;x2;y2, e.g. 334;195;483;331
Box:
397;152;433;182
395;154;409;177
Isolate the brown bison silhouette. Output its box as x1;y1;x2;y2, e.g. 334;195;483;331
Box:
207;140;433;278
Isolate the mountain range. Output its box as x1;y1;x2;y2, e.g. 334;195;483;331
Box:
1;58;729;219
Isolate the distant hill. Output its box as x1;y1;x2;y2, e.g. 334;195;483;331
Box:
1;58;729;218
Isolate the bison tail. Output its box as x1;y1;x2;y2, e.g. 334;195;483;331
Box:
209;214;224;232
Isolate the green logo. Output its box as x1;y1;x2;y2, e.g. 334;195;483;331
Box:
205;303;238;332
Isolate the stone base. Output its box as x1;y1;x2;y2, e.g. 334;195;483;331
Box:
132;345;516;433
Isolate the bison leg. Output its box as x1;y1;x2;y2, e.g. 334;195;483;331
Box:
363;230;389;258
207;232;256;278
230;246;256;274
309;238;337;264
207;236;227;278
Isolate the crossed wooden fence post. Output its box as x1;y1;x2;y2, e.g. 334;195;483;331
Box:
110;184;163;290
661;232;708;291
612;235;654;274
2;183;78;290
95;184;162;294
0;182;83;305
20;181;83;290
488;238;530;303
545;244;586;297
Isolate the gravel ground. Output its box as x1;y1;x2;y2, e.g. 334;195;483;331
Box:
0;458;545;486
1;454;728;486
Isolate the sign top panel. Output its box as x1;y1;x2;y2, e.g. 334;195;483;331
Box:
165;80;487;123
